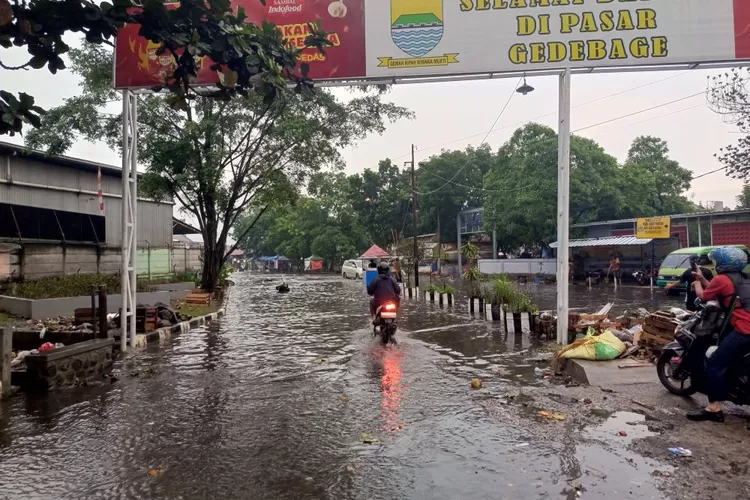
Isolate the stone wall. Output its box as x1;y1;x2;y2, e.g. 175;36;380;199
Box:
23;339;114;390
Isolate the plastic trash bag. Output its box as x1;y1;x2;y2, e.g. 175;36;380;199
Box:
557;330;627;361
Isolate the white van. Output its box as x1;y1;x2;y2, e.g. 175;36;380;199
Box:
341;260;364;279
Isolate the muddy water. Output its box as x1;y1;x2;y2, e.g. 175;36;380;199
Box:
0;274;671;499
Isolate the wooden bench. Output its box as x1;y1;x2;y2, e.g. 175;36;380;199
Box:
185;293;211;306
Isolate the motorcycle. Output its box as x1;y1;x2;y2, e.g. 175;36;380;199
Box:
373;301;398;345
657;299;750;405
632;265;657;286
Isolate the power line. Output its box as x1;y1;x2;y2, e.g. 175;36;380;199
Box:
411;78;522;196
692;166;727;180
419;99;712;196
392;71;690;161
572;91;705;133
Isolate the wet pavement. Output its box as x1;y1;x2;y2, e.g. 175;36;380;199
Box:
0;274;687;499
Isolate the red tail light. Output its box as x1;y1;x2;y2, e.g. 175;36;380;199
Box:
385;303;396;311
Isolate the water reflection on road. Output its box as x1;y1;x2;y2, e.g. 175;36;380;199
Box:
0;274;672;499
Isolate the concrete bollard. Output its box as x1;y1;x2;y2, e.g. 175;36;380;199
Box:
1;327;11;399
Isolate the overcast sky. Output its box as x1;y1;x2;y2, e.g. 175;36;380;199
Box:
1;46;745;209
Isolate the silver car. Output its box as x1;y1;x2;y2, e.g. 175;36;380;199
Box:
341;260;364;279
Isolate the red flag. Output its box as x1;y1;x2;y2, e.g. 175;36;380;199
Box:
97;166;104;213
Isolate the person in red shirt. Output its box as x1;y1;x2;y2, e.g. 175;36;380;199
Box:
689;246;750;422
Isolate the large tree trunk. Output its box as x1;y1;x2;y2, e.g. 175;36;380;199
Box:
201;243;224;291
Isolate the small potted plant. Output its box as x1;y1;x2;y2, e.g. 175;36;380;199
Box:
439;283;455;307
424;283;439;302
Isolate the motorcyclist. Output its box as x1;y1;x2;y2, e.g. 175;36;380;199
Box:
367;262;401;318
688;246;750;422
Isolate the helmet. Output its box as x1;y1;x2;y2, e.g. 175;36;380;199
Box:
709;246;747;274
377;262;390;275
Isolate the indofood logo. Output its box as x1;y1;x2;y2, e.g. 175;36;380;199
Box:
268;0;303;15
378;0;458;69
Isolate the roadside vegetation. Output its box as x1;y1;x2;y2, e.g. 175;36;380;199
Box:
2;273;198;300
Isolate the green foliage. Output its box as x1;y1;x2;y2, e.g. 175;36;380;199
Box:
424;284;440;293
10;273;155;300
461;242;480;263
219;264;233;284
1;0;330;136
738;185;750;209
483;124;695;253
479;276;538;313
397;238;426;287
27;43;411;290
416;145;493;242
707;68;750;180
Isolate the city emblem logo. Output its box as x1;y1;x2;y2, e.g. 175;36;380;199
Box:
378;0;458;70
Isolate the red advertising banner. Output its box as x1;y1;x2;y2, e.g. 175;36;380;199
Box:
310;259;324;271
736;0;750;58
114;0;366;89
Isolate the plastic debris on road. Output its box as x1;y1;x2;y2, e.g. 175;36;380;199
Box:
147;467;165;477
361;432;378;444
668;447;692;457
539;411;566;421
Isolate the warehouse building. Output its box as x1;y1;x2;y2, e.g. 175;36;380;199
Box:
0;141;178;280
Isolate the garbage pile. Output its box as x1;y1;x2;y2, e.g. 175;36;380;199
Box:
11;342;65;370
556;305;657;363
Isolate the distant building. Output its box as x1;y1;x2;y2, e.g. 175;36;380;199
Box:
0;142;175;280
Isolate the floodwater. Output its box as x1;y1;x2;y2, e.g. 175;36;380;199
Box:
0;275;675;499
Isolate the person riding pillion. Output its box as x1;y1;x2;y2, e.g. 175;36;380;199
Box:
689;246;750;423
367;262;401;317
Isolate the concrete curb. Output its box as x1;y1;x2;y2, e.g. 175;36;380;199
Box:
133;309;225;347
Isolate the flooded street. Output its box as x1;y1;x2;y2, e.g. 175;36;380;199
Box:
0;275;682;499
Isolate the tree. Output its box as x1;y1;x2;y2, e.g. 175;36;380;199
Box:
0;0;328;136
483;123;620;253
346;159;411;248
482;126;693;253
27;44;411;289
618;136;694;216
707;68;750;179
416;145;492;243
737;184;750;209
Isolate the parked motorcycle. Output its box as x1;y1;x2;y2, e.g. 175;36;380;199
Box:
373;301;398;345
632;265;657;286
657;299;750;405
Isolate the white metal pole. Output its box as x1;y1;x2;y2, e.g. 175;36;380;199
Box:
121;91;138;350
120;90;130;352
556;68;572;345
129;96;138;349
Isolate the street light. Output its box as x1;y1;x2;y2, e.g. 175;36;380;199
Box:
516;77;535;96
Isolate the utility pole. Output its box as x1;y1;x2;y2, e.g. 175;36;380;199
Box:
409;144;419;288
436;206;441;273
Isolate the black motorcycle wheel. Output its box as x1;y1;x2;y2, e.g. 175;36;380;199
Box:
657;352;696;396
382;325;396;345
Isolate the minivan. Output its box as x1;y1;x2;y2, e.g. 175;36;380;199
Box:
341;260;364;280
656;245;750;289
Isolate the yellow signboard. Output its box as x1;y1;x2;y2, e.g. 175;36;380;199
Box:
636;217;671;239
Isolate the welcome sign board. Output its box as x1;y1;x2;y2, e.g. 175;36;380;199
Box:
115;0;750;88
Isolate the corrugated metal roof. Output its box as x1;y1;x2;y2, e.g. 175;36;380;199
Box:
549;236;653;249
0;140;123;177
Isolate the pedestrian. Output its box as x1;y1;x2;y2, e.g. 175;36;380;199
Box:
607;253;621;285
